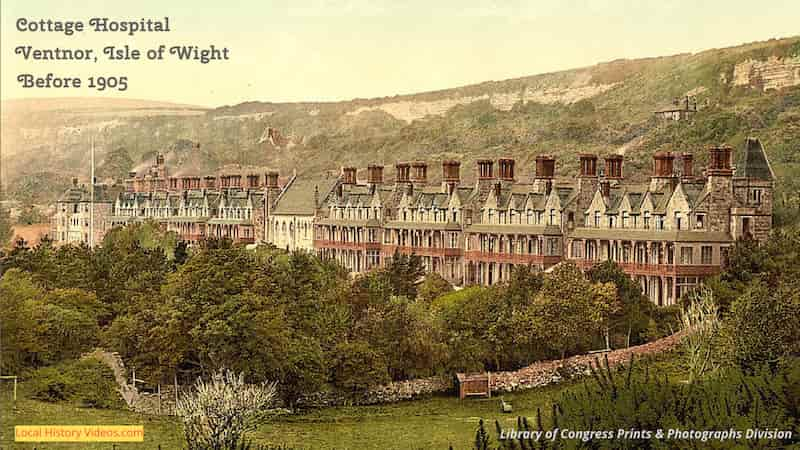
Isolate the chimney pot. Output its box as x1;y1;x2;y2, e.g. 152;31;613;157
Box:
367;165;384;185
604;154;624;180
341;167;358;185
411;161;428;183
682;153;694;178
266;171;280;189
535;155;556;179
477;159;495;180
395;162;411;184
707;145;733;175
579;154;598;177
498;158;515;181
652;151;675;177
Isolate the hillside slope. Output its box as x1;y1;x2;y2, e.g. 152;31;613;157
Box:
2;37;799;211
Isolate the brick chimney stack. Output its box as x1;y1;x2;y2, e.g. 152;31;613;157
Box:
203;176;216;189
367;164;384;194
266;171;279;189
477;160;495;180
246;174;259;189
579;154;598;177
604;154;624;180
600;180;611;198
650;151;678;191
341;167;357;185
498;158;515;182
368;165;384;185
681;153;694;179
652;151;675;177
476;159;496;197
395;162;411;183
411;162;428;184
441;160;461;194
230;175;242;188
125;172;136;192
707;145;733;176
533;155;555;194
181;177;191;190
265;170;281;210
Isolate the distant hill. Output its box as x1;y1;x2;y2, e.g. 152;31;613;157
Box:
2;37;799;210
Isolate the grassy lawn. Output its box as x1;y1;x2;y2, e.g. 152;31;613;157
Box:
1;353;686;450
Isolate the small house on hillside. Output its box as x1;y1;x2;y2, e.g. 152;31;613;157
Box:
654;96;697;121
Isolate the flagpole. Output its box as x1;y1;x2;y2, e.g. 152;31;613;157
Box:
90;136;95;247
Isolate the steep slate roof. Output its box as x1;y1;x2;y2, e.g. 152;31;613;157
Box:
273;175;338;215
58;184;115;203
735;138;775;181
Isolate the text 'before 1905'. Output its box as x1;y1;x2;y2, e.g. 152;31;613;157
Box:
15;45;230;63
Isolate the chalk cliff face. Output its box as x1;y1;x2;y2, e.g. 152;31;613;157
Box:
732;55;800;91
345;81;620;123
3;36;800;207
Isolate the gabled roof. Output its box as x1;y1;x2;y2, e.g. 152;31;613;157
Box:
274;175;338;215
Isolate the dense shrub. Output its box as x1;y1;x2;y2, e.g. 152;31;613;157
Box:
28;358;122;408
476;356;800;449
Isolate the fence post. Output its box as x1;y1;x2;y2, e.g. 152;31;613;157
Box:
174;373;179;415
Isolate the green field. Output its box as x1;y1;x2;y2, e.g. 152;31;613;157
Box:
1;354;685;450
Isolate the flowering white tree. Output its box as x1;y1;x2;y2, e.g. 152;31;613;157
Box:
176;369;277;450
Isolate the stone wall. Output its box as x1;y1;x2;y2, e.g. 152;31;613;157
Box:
91;332;684;414
301;331;684;407
490;331;684;393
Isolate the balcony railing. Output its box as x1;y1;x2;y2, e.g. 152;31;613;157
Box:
382;245;463;258
464;251;561;266
313;239;382;251
571;258;721;276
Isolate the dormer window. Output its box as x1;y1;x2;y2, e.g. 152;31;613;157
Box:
594;211;600;228
695;214;705;229
674;212;682;230
622;211;628;228
644;211;651;229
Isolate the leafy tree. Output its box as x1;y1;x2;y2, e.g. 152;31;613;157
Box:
417;272;453;302
385;251;425;299
532;263;617;358
0;269;100;372
100;146;134;181
721;280;800;370
0;205;13;247
331;340;389;393
29;358;123;408
587;260;653;347
15;205;45;225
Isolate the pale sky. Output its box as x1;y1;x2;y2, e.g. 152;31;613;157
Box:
1;0;798;107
